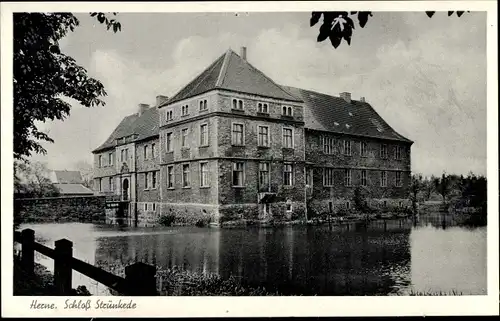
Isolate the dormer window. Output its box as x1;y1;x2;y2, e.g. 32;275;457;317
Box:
282;105;293;116
199;99;208;111
165;110;173;121
181;104;189;116
232;98;244;110
257;102;269;114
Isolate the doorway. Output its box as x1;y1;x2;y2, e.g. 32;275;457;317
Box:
122;178;129;201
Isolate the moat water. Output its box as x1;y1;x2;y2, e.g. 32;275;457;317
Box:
20;217;487;296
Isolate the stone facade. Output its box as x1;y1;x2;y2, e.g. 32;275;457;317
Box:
92;48;413;226
304;129;412;216
158;90;306;224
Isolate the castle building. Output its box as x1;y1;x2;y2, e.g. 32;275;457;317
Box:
92;47;413;226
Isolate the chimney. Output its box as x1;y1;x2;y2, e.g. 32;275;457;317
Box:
340;92;351;104
138;103;150;116
360;96;365;102
240;46;247;61
156;95;169;107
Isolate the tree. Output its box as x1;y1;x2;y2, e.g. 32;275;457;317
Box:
14;161;60;198
422;175;436;201
311;11;470;49
410;173;423;214
433;173;451;204
14;13;121;161
74;160;94;188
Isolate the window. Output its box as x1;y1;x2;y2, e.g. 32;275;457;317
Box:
109;177;114;191
395;146;402;160
119;149;128;163
144;172;150;190
343;140;352;156
200;162;209;187
182;164;191;188
167;165;174;188
232;162;245;186
258;126;269;147
361;170;367;187
380;144;388;159
152;171;157;189
232;123;244;145
200;124;208;146
345;169;352;186
108;153;113;166
329;201;333;213
98;178;102;192
165;110;173;121
360;141;368;157
346;201;351;210
306;168;313;186
322;136;335;154
181;128;189;148
258;102;269;113
259;162;270;188
283;163;293;186
181;105;189;116
98;155;103;167
151;143;156;158
323;168;334;186
282;105;293;116
144;203;148;211
398;201;403;208
283;127;293;148
166;132;172;152
380;170;387;187
286;200;293;213
199;99;208;111
144;145;149;160
232;98;244;110
383;200;388;207
395;171;402;187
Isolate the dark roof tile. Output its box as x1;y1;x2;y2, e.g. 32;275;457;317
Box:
283;86;413;143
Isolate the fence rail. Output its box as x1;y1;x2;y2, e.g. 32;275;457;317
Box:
14;229;157;296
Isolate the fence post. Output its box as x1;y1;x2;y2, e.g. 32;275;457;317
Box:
54;239;73;295
125;262;157;296
21;229;35;275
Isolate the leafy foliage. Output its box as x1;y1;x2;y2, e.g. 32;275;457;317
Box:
312;11;470;49
14;160;60;198
13;13;121;161
158;214;176;227
433;173;451;203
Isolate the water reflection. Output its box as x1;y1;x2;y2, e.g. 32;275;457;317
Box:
21;219;486;296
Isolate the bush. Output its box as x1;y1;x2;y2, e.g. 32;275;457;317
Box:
158;214;176;226
194;219;206;228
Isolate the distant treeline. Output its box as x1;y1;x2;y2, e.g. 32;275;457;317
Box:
410;172;487;226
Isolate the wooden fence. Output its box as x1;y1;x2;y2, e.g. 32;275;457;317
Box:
14;229;157;296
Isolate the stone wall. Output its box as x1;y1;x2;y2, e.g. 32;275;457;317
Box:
14;196;106;224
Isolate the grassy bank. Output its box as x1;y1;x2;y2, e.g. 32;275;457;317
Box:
13;255;91;296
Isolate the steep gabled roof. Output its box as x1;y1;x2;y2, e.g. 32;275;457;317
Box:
165;49;302;105
283;86;413;143
92;107;159;153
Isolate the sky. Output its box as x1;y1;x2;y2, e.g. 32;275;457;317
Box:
30;11;487;177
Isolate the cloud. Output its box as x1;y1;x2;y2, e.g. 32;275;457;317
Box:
248;18;486;176
32;13;486;177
